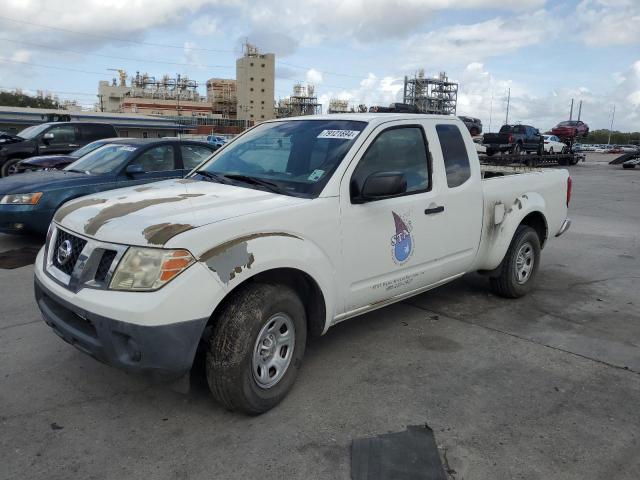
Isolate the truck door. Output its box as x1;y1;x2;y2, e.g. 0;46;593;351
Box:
39;124;79;155
339;122;448;313
432;122;483;279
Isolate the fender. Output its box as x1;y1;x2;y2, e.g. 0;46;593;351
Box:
472;191;547;272
189;231;337;333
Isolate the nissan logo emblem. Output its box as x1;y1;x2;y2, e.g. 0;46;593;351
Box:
57;239;73;266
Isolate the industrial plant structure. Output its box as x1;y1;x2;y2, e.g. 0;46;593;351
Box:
206;78;237;119
97;71;216;117
276;84;322;118
328;98;350;114
236;42;276;122
403;70;458;115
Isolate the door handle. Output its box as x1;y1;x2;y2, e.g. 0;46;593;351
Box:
424;205;445;215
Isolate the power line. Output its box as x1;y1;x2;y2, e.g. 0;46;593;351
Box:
0;59;111;76
0;38;235;70
0;15;234;53
0;85;97;97
0;15;373;80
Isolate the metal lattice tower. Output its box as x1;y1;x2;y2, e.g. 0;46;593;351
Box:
403;70;458;115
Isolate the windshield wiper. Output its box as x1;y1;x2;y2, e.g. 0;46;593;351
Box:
65;168;88;174
194;171;229;184
222;174;282;193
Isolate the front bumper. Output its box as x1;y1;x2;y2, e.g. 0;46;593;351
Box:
0;205;54;235
556;218;571;237
35;275;208;380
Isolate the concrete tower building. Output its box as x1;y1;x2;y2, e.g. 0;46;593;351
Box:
236;43;275;122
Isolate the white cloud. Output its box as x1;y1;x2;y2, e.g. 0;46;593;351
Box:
189;15;221;36
576;0;640;46
306;68;323;85
404;10;557;66
317;73;404;112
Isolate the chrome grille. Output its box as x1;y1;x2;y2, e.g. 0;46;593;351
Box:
52;229;87;275
45;225;128;292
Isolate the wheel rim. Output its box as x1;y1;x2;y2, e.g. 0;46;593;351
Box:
6;162;20;175
252;313;295;389
549;148;553;154
515;242;535;284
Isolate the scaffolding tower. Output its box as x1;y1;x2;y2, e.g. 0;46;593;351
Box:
276;84;322;118
403;70;458;115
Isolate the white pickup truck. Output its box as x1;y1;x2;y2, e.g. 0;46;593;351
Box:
34;114;571;414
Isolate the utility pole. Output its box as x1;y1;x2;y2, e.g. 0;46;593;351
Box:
505;88;510;125
569;98;574;121
577;100;582;121
488;89;494;133
607;105;616;145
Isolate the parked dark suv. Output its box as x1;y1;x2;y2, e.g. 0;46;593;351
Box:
458;116;482;136
0;122;118;177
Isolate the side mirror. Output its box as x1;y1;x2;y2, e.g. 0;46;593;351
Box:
125;164;145;176
42;132;54;143
355;171;407;203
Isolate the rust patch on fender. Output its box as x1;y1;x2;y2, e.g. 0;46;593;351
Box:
199;232;301;262
142;223;195;245
83;194;204;236
200;233;298;283
175;178;198;184
54;198;107;222
134;186;154;192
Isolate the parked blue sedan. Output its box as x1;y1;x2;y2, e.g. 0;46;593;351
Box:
0;138;215;235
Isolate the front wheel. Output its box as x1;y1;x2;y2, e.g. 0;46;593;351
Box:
489;225;541;298
1;158;22;177
206;282;307;415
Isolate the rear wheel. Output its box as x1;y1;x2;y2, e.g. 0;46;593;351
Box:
512;143;522;155
206;282;307;415
490;225;541;298
548;147;554;155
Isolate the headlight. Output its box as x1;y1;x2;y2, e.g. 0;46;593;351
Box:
0;192;43;205
110;247;195;291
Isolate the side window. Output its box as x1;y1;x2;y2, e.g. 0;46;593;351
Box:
46;125;76;143
352;126;429;196
436;124;471;188
130;145;176;172
181;145;214;169
80;124;113;141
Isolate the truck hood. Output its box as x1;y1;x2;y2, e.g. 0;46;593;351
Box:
54;178;308;246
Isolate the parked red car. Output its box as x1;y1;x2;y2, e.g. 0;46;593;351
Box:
551;120;589;138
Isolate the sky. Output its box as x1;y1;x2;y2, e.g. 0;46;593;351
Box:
0;0;638;132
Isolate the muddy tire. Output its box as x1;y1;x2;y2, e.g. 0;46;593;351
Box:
206;282;307;415
490;225;541;298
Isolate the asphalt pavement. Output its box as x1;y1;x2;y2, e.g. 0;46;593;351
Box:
1;153;638;479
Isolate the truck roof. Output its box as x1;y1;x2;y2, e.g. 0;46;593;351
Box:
267;113;460;126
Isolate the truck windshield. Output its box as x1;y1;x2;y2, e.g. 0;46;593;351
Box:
64;144;138;175
16;124;50;140
194;119;366;197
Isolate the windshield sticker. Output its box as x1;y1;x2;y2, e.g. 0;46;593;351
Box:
307;169;325;181
119;146;137;152
391;212;413;264
317;130;360;140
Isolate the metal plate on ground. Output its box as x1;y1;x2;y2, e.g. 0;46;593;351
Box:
351;425;447;480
